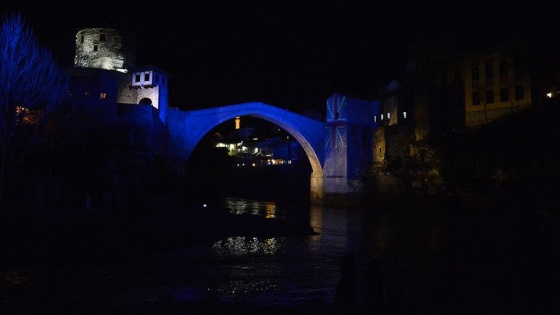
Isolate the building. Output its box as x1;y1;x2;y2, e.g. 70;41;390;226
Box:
375;80;413;126
72;28;170;121
436;42;533;127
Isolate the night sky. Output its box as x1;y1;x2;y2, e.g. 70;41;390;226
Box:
2;0;557;112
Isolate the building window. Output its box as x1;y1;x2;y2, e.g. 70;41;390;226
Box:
93;44;98;52
515;85;524;100
499;61;508;76
485;63;493;80
100;33;106;41
486;90;494;104
472;65;480;81
135;74;140;82
100;92;107;100
144;72;150;81
374;116;377;122
403;112;407;119
80;35;84;43
381;114;384;120
387;112;390;119
500;88;509;102
472;92;481;106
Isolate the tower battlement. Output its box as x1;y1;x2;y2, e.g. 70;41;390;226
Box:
74;28;136;73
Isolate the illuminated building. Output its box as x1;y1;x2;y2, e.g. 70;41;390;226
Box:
375;80;413;126
71;28;169;123
74;28;135;73
407;39;535;130
434;42;533;127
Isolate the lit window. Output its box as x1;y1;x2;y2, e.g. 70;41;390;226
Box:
547;92;552;98
403;112;407;119
374;116;377;122
100;92;106;100
387;113;390;119
381;114;384;120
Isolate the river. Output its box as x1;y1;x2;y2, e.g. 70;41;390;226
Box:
1;193;557;314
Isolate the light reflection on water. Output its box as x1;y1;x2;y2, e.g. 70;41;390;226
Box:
194;199;365;306
211;236;283;256
224;197;281;219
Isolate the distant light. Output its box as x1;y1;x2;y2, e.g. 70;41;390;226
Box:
403;111;407;119
203;204;207;207
387;113;390;119
374;116;377;122
547;92;552;98
381;114;384;120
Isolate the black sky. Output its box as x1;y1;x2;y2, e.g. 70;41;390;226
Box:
2;0;557;112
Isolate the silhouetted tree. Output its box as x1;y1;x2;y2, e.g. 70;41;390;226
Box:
0;13;69;210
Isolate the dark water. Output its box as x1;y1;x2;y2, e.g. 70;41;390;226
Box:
1;194;557;313
81;197;371;307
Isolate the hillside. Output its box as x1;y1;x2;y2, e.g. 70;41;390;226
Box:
420;104;560;216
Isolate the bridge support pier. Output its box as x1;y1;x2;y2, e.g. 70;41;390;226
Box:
310;174;324;204
311;176;365;206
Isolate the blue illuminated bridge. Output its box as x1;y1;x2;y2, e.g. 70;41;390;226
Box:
163;94;378;204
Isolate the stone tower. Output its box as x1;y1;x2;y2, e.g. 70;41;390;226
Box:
74;28;136;73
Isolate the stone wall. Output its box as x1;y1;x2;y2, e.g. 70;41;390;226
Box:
74;28;136;73
465;105;530;127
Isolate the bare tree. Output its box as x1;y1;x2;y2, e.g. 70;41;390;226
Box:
0;13;69;209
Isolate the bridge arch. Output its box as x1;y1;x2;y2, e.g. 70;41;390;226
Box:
181;103;324;178
166;102;326;202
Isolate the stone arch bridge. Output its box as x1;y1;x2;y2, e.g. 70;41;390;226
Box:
164;94;378;204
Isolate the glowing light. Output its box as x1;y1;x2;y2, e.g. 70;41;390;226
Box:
403;111;407;119
203;204;207;207
381;114;384;120
387;112;390;119
547;92;552;98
